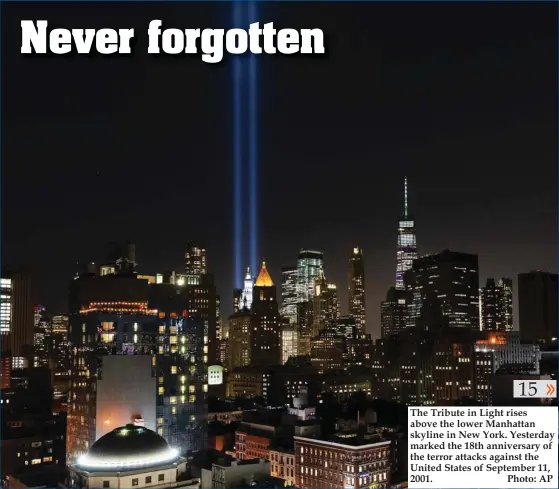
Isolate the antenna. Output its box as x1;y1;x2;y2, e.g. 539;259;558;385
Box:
404;176;408;217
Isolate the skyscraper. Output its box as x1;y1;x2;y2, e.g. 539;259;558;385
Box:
312;268;340;336
184;243;207;285
396;177;418;290
240;267;254;309
380;287;408;338
296;250;324;303
280;266;298;325
405;250;479;330
479;278;513;333
251;261;282;366
1;269;33;366
348;247;366;332
67;255;208;462
518;271;558;344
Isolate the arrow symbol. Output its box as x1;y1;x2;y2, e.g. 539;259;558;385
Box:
546;384;556;396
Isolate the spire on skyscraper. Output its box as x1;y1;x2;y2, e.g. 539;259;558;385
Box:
404;176;408;218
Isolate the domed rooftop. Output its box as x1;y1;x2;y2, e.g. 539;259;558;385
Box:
77;424;179;471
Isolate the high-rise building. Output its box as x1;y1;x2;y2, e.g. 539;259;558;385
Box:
280;266;298;325
1;277;11;337
380;287;408;338
251;261;282;366
296;250;324;303
33;305;51;368
67;260;208;463
518;271;558;344
348;247;366;332
233;288;242;313
405;250;479;330
240;267;254;310
184;243;207;285
185;273;218;365
226;309;252;370
396;177;418;290
312;268;339;337
479;278;513;333
474;332;540;405
281;319;298;364
1;269;33;366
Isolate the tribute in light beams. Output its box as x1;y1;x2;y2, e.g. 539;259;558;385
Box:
232;1;259;288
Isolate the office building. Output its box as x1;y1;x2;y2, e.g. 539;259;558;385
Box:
311;268;339;337
184;243;207;285
479;278;513;333
380;287;408;338
233;288;242;314
281;320;298;364
251;261;282;367
348;247;366;332
280;266;298;325
396;177;418;290
185;273;218;364
226;309;252;370
405;249;479;330
518;271;558;344
2;269;33;366
474;332;541;405
296;250;324;303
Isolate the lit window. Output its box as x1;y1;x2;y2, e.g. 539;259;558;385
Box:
31;459;41;465
158;387;164;395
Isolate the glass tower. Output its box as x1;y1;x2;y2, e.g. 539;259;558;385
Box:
396;177;417;290
296;249;324;303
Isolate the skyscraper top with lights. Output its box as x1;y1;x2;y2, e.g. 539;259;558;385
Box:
396;177;418;290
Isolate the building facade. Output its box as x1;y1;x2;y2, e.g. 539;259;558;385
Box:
348;247;366;332
479;278;513;333
396;177;417;290
518;271;558;344
405;250;479;330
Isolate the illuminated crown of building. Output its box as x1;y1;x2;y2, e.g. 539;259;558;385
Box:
240;267;254;309
255;260;274;287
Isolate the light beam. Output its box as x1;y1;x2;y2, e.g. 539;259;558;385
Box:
233;2;243;288
249;1;259;275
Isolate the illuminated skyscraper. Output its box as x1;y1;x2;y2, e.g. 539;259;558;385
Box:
251;261;282;366
240;267;254;309
184;243;207;285
480;278;513;333
67;264;208;463
381;287;408;338
1;269;33;366
280;266;298;324
396;177;418;290
312;268;340;336
348;247;366;332
296;250;324;303
405;250;479;330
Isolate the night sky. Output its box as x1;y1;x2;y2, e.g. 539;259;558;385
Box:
2;2;557;338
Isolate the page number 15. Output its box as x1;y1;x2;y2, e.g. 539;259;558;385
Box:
518;381;538;397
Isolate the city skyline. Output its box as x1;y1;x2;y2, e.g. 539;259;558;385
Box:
2;2;557;338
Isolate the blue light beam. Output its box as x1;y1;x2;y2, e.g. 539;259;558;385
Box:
248;1;259;275
233;1;243;288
